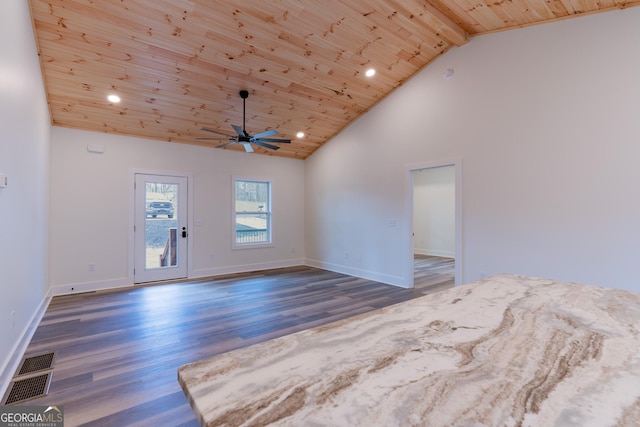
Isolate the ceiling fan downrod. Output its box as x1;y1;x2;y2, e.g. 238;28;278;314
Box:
239;90;249;136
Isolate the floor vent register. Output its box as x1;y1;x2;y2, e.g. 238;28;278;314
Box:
2;352;56;405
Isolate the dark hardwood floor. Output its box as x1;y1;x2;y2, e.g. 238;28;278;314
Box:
14;258;454;426
413;254;455;290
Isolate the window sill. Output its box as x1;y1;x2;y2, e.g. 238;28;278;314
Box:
232;242;274;250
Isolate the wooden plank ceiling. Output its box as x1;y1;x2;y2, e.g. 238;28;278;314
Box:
28;0;638;159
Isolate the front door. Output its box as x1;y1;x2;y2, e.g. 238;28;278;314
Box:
134;173;188;283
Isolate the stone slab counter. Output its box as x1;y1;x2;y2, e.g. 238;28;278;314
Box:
178;274;640;426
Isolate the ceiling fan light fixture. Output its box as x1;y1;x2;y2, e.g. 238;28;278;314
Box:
296;131;305;138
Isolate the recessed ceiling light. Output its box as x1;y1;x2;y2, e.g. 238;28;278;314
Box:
107;94;121;103
296;131;305;138
365;68;376;77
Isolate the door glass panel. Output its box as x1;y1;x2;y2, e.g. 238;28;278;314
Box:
144;182;178;269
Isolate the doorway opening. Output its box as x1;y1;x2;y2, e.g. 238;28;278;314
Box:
407;160;462;288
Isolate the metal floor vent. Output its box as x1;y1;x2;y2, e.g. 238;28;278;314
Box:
17;352;56;376
3;372;53;405
2;352;57;405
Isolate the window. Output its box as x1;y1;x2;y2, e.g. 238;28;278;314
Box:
233;178;272;247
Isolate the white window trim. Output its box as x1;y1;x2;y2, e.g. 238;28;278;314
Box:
232;176;274;250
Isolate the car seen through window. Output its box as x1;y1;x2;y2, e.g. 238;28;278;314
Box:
146;201;174;218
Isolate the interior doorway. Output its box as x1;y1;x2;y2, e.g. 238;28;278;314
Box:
413;165;455;289
407;159;462;287
134;173;189;283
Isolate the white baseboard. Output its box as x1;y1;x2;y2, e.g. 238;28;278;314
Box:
50;259;307;297
0;290;51;397
50;277;132;296
190;258;305;279
304;259;411;288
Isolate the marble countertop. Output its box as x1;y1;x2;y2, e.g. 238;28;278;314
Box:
178;274;640;426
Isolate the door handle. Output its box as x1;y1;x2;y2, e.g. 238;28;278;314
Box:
181;226;187;238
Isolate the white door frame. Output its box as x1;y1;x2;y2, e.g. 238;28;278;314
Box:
129;169;194;284
405;158;463;286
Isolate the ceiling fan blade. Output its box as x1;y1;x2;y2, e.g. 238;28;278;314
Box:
253;141;280;150
231;124;244;136
196;137;233;141
252;129;278;139
256;137;291;144
201;127;235;137
242;143;254;153
216;141;236;148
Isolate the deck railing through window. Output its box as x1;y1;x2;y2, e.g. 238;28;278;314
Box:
236;229;267;244
160;227;177;266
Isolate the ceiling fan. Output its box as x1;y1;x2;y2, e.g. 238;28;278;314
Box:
197;90;291;152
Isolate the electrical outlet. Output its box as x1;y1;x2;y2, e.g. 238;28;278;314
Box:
209;254;215;261
88;263;96;271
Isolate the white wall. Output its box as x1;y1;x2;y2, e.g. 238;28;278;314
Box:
0;0;51;391
413;166;455;258
50;127;305;294
306;8;640;291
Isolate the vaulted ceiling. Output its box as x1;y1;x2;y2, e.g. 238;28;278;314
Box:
28;0;637;159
